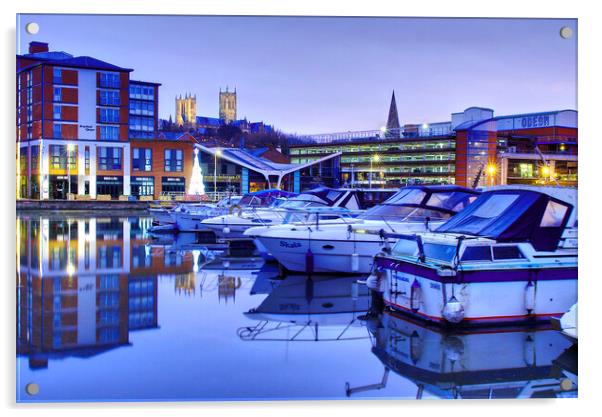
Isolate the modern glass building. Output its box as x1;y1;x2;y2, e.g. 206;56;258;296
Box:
290;107;577;188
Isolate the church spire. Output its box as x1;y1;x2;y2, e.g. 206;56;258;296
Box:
385;90;401;138
386;90;400;131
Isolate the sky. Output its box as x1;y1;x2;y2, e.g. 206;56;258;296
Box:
17;15;577;135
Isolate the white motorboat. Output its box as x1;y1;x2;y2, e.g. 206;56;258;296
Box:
172;195;243;231
353;311;577;399
247;186;480;274
174;190;292;232
376;186;578;326
201;187;397;240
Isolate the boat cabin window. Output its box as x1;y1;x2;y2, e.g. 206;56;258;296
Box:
453;194;520;234
461;246;492;261
493;246;525;260
540;200;569;227
385;189;427;206
426;192;477;212
361;205;452;221
424;243;457;262
326;190;343;202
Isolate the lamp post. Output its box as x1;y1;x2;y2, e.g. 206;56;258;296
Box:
214;148;222;201
67;143;75;199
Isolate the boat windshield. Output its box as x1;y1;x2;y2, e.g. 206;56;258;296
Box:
279;195;329;209
392;237;456;263
361;189;476;221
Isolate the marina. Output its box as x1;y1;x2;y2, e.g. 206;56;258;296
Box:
16;186;578;401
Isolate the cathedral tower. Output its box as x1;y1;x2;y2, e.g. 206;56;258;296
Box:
219;87;237;124
175;93;197;127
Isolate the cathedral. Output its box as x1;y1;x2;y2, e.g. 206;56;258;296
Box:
175;93;197;127
219;87;237;124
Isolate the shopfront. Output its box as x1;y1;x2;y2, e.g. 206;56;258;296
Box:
49;175;77;200
131;176;155;198
161;177;185;195
96;176;123;198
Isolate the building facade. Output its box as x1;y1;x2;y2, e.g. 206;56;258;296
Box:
219;87;237;124
290;106;577;188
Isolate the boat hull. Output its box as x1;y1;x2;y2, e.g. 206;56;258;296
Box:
256;235;388;274
379;258;578;326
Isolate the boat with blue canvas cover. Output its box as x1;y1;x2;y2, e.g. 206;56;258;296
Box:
247;186;479;274
375;186;577;326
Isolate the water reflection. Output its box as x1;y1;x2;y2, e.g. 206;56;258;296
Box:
16;213;577;401
240;275;370;342
16;214;161;370
351;312;578;399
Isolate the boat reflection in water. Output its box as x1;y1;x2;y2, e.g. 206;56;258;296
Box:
348;311;578;399
15;213;189;369
240;275;370;342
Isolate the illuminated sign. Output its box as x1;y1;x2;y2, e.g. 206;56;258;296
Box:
520;115;551;129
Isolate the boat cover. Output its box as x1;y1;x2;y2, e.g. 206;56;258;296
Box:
435;189;574;251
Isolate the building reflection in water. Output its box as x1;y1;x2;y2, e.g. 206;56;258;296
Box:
345;311;578;399
239;275;370;342
15;214;193;370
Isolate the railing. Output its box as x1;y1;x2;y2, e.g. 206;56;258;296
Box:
296;126;454;145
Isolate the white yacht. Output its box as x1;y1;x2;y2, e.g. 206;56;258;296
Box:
201;187;397;240
247;186;480;274
175;190;293;232
376;186;577;326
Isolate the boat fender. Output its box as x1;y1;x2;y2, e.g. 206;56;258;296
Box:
351;281;359;300
305;248;314;274
442;295;465;323
523;334;535;367
442;336;465;362
223;226;231;234
410;279;422;312
366;268;385;292
409;330;423;364
525;281;536;313
351;253;360;272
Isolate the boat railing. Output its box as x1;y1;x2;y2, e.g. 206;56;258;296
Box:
237;319;369;342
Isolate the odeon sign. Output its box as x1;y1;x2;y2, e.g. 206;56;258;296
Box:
520;114;551;129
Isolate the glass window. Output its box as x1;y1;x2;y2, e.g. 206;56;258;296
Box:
53;68;62;84
493;246;525;260
99;72;120;88
100;125;119;140
540;200;569;227
472;194;519;218
53;124;62;139
100;108;120;123
53;87;61;101
53;105;61;120
461;246;492;262
424;243;457;262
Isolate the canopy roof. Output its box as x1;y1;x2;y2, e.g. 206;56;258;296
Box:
436;188;576;251
196;144;341;182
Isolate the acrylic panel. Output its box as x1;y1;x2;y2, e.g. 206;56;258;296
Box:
16;14;578;403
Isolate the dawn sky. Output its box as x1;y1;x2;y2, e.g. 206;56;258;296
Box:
17;15;577;135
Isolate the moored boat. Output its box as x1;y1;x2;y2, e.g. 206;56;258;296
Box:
201;187;397;240
247;186;480;274
375;186;577;326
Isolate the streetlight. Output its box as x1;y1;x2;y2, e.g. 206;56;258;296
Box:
486;163;496;186
214;148;222;201
67;143;75;199
370;154;380;189
541;164;551;181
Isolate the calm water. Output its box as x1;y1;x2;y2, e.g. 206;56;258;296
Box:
16;213;577;402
